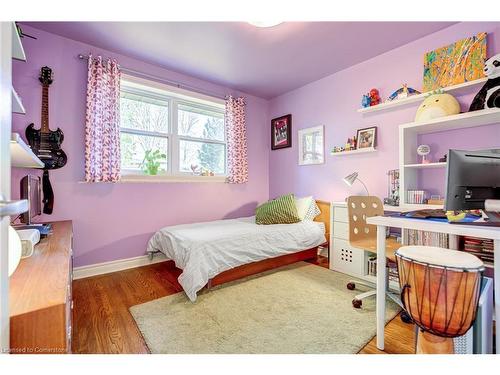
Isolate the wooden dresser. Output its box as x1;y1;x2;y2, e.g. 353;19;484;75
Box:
9;221;73;354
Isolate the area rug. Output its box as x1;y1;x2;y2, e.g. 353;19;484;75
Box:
130;262;400;354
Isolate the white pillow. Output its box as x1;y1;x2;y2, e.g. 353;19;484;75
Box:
295;196;314;220
304;200;321;221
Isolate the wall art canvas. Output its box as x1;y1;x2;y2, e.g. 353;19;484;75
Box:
271;114;292;150
298;125;324;165
423;32;487;92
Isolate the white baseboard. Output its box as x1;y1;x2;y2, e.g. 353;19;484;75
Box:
73;253;167;280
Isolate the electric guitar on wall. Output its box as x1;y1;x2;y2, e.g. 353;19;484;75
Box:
25;66;67;214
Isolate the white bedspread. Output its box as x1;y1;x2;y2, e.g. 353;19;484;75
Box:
147;216;326;301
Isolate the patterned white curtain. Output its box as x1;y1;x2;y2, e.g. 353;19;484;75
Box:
225;96;248;183
84;55;121;182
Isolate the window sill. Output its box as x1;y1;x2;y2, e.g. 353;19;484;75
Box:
81;174;228;183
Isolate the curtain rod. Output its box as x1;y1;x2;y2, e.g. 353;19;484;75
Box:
77;54;227;101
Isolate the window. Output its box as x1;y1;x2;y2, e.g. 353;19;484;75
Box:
119;76;226;180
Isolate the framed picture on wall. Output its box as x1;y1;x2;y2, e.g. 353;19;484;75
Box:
298;125;324;165
271;114;292;150
356;126;377;149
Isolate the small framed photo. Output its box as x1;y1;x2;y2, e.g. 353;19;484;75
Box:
298;125;324;165
356;126;377;149
271;114;292;150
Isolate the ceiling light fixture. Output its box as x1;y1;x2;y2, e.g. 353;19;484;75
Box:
248;21;283;28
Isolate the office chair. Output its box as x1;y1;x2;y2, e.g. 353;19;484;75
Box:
345;196;411;323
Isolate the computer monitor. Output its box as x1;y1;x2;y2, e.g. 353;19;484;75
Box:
445;149;500;222
20;175;42;224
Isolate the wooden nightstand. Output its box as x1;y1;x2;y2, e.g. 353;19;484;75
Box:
9;221;73;354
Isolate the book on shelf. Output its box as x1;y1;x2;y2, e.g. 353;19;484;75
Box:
407;190;427;204
403;228;449;248
367;256;399;282
368;256;377;277
461;236;495;264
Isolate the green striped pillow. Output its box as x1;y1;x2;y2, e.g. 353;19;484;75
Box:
255;194;301;225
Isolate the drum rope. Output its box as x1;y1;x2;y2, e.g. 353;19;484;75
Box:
428;267;447;334
456;273;481;337
442;269;461;336
414;260;426;328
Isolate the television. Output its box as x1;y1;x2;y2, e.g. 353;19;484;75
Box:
20;175;42;225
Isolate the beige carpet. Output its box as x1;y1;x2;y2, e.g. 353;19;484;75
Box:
130;262;400;354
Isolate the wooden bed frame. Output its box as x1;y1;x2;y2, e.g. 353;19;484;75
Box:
207;200;330;288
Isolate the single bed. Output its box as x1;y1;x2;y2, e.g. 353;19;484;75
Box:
147;200;330;301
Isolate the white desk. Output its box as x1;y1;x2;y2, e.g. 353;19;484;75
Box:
366;215;500;352
331;201;402;212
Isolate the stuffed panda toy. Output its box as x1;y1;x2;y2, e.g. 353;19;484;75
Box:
469;53;500;111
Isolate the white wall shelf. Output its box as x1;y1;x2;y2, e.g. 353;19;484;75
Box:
11;22;26;62
12;87;25;114
10;133;44;168
0;199;28;218
400;108;500;135
330;147;377;156
357;78;487;114
403;162;447;169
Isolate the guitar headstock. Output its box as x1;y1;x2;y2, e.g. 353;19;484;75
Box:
39;66;53;85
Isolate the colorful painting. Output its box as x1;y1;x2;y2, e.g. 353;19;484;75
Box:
423;32;487;92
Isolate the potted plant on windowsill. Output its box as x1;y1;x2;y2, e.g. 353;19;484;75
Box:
141;149;166;175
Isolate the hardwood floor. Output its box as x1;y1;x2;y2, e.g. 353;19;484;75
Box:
72;261;182;353
72;256;415;354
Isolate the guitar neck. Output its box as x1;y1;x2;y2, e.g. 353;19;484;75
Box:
41;84;49;133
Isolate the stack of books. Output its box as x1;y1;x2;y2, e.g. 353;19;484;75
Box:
462;236;494;266
403;229;449;248
407;190;427;204
388;266;399;283
367;256;399;283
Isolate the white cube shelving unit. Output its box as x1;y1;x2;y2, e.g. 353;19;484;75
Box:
329;202;400;291
399;108;500;210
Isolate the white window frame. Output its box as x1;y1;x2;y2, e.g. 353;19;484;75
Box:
119;75;226;183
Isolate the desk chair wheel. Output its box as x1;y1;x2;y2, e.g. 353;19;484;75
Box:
352;299;362;308
347;282;356;290
400;310;413;324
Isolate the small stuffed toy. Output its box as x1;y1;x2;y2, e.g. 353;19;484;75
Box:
369;88;381;106
415;91;460;122
469;53;500;111
361;94;371;108
387;84;421;101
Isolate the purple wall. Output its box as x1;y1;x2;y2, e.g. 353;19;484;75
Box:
12;25;270;267
268;22;500;202
12;22;500;268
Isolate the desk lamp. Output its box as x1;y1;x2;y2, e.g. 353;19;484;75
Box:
343;172;369;195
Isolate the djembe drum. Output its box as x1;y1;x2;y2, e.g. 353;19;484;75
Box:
395;246;484;354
